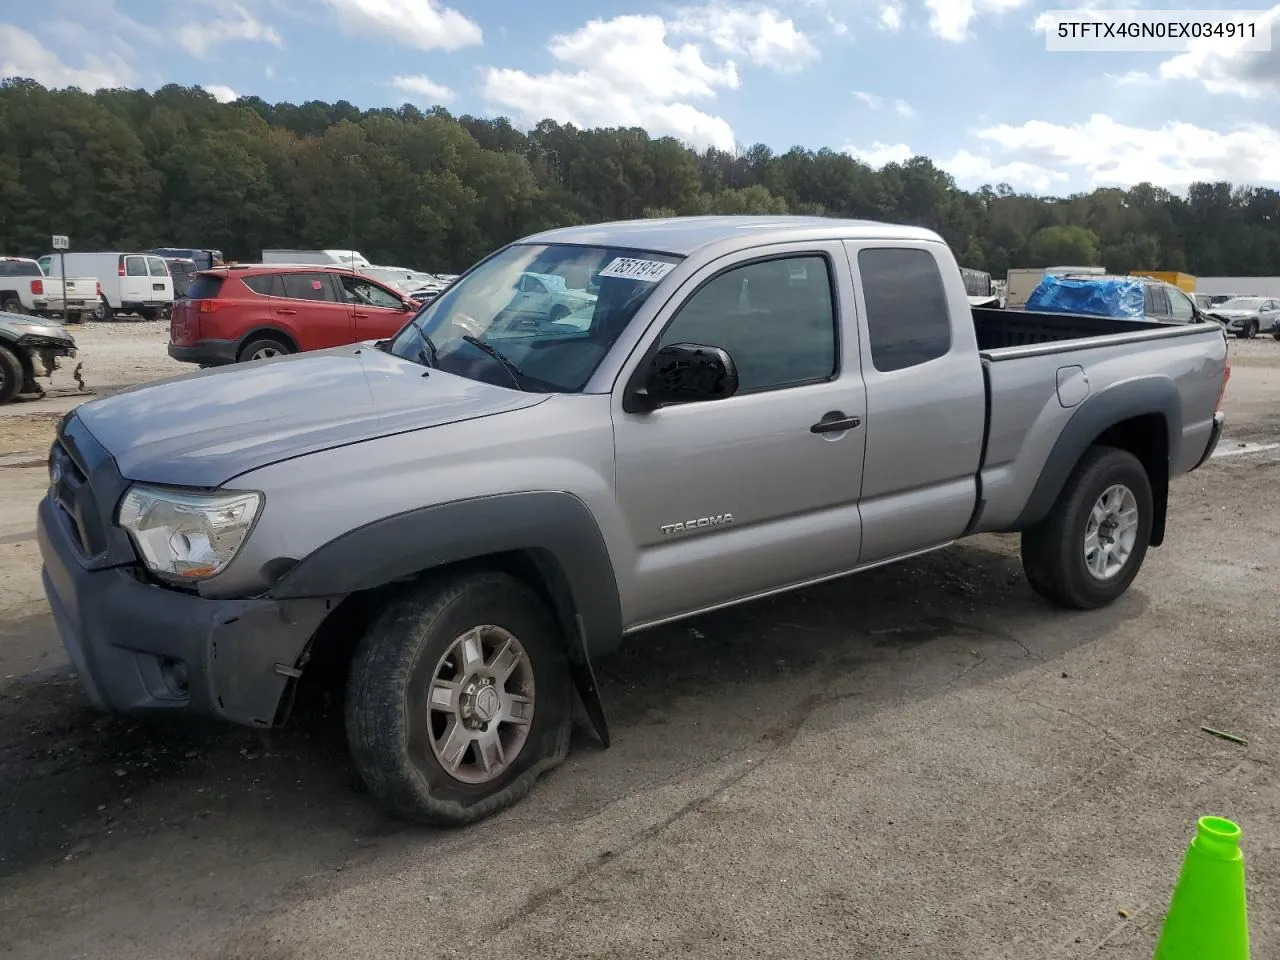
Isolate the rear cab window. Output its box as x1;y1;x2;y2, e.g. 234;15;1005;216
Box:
0;259;42;278
856;247;952;372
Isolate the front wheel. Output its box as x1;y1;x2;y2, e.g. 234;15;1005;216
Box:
1247;320;1259;339
1021;446;1153;610
345;570;573;826
0;344;22;404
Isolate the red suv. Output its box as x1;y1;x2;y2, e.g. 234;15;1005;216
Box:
168;264;419;365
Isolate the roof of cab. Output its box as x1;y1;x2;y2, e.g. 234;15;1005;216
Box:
519;215;943;257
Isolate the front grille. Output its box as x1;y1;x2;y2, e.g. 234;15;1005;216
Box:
49;440;107;557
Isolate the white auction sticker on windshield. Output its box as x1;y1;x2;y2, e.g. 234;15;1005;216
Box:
597;257;676;282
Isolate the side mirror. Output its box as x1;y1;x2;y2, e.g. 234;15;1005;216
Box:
626;342;739;412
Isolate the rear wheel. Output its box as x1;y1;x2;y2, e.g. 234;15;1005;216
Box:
1021;446;1153;610
0;344;22;404
1;297;24;315
345;570;573;826
237;337;291;362
95;297;112;322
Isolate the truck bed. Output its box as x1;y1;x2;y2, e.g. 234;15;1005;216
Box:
971;306;1168;352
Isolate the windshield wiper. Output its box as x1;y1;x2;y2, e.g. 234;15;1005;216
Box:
407;322;437;369
462;334;525;391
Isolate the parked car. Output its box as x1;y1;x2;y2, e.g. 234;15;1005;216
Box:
261;249;371;269
42;252;174;320
167;263;419;365
1203;296;1279;339
36;216;1229;826
0;309;76;404
1;257;100;323
149;247;223;271
1026;273;1209;325
163;257;199;299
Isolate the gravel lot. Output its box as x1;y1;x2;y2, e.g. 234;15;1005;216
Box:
1;322;1278;959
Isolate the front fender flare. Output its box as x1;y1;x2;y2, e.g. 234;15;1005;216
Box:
269;491;623;745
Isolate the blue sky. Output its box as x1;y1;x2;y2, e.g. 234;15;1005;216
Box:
2;0;1279;195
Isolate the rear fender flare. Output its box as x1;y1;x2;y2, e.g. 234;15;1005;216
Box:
1012;377;1180;534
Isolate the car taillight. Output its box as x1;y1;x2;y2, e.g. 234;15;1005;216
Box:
197;299;224;313
30;279;43;295
118;258;126;276
96;281;102;296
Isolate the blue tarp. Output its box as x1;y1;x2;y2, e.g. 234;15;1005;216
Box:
1025;274;1146;320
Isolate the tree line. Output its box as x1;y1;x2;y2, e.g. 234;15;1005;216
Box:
2;78;1278;277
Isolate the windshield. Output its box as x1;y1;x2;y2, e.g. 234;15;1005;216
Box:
1218;297;1263;310
388;243;682;392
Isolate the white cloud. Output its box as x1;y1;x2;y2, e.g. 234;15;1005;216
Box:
854;90;914;116
844;142;913;166
389;74;456;103
940;149;1067;192
974;113;1280;189
668;4;819;71
931;0;1030;42
318;0;482;51
1106;70;1156;87
205;84;238;103
1157;5;1280;99
0;23;136;89
879;4;903;30
481;14;740;151
176;2;283;58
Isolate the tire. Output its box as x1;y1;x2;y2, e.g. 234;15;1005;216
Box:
345;570;573;826
1;297;25;315
1272;330;1280;341
1247;320;1258;339
1020;445;1153;610
66;311;85;324
0;344;22;404
548;305;569;323
237;337;291;362
95;297;112;322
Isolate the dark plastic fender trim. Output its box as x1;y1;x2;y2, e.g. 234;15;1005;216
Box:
1011;377;1180;534
268;491;623;745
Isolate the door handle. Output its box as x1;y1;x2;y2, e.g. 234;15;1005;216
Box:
276;308;297;315
353;311;369;318
810;411;862;434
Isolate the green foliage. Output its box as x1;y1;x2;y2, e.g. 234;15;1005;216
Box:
3;78;1279;276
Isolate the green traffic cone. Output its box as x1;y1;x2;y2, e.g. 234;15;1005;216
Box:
1153;816;1250;959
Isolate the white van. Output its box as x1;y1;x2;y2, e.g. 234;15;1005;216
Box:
42;252;175;320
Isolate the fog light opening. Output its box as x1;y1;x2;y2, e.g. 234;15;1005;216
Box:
159;657;189;697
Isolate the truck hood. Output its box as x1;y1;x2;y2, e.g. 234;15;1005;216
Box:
1210;309;1257;318
73;344;548;487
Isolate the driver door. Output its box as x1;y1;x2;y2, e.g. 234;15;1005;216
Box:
338;274;416;340
610;243;867;629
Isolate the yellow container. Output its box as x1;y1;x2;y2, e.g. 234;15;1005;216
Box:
1131;270;1196;292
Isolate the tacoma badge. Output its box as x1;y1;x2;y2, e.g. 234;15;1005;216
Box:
659;513;734;536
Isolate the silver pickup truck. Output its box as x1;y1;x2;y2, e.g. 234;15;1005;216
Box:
36;216;1230;825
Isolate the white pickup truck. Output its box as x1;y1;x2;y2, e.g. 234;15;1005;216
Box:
0;257;99;323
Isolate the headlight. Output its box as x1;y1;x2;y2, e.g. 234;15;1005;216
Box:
116;485;262;582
